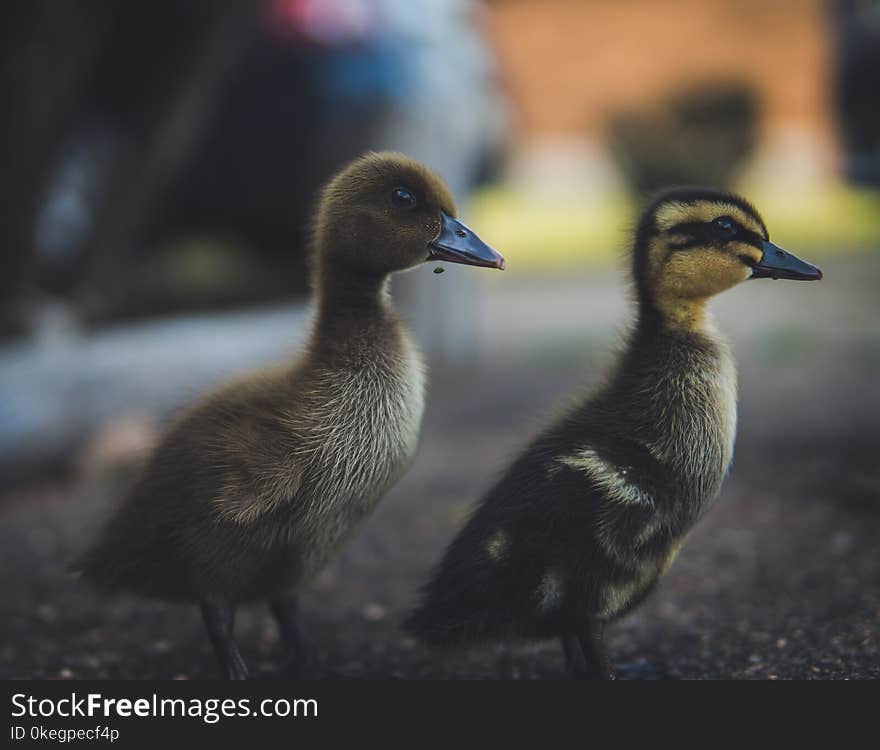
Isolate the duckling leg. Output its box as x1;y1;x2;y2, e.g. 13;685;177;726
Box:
200;599;249;680
562;619;616;680
270;594;313;677
562;633;588;678
579;619;616;680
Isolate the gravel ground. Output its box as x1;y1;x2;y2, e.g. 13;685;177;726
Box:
1;256;878;680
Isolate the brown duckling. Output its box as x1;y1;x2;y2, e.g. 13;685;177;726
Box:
405;187;821;678
74;151;504;679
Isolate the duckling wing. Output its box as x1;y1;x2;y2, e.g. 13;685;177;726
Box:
405;422;681;645
198;398;308;527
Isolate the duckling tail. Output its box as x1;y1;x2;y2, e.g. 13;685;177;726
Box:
403;558;516;647
68;540;123;589
402;594;481;647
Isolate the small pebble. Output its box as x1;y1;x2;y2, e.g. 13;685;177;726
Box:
314;570;336;591
362;603;386;622
37;603;58;623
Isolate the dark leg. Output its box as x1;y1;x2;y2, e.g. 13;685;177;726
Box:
580;619;616;680
562;619;616;680
269;594;312;677
562;632;588;678
200;599;249;680
495;642;517;679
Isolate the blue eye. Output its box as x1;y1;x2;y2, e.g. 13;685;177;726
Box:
714;216;736;236
392;188;417;209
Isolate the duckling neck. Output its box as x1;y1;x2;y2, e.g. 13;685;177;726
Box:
637;292;710;334
311;268;397;348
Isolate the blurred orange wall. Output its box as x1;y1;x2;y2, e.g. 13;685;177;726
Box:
488;0;832;145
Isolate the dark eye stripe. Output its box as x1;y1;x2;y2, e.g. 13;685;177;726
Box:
665;221;707;236
664;221;714;253
667;238;703;251
736;229;765;248
664;221;764;253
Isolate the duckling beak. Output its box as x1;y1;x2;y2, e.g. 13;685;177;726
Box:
752;241;823;281
428;212;506;270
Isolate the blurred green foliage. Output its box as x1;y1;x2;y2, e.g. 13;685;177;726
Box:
156;238;252;294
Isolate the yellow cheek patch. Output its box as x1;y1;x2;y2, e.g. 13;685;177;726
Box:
652;249;753;330
662;249;752;295
654;201;765;238
646;236;750;288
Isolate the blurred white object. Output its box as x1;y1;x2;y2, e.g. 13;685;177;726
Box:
0;304;310;484
378;0;510;361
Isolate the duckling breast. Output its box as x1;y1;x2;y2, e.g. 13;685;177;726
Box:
305;347;426;496
636;324;739;518
275;333;427;568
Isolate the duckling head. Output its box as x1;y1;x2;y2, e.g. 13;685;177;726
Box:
312;152;504;283
632;187;822;329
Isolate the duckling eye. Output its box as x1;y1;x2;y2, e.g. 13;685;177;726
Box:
391;188;418;210
713;216;737;237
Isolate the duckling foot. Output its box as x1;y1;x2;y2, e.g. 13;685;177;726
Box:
270;595;313;679
200;599;250;680
615;658;668;680
561;621;616;680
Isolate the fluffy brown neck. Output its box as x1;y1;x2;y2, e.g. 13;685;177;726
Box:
310;263;396;357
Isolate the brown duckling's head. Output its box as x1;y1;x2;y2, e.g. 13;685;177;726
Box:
632;187;822;329
312;152;504;282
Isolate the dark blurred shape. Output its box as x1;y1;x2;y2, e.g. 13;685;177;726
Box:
606;81;759;198
2;1;504;337
831;0;880;186
0;1;117;338
0;1;260;336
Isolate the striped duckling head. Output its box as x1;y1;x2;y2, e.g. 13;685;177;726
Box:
632;187;822;330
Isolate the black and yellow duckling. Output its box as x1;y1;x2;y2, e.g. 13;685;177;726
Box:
74;151;505;679
405;187;821;679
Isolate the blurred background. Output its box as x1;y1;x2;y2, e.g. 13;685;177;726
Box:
1;0;878;679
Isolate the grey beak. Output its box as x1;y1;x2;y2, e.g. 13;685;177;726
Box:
427;211;505;270
752;241;822;281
